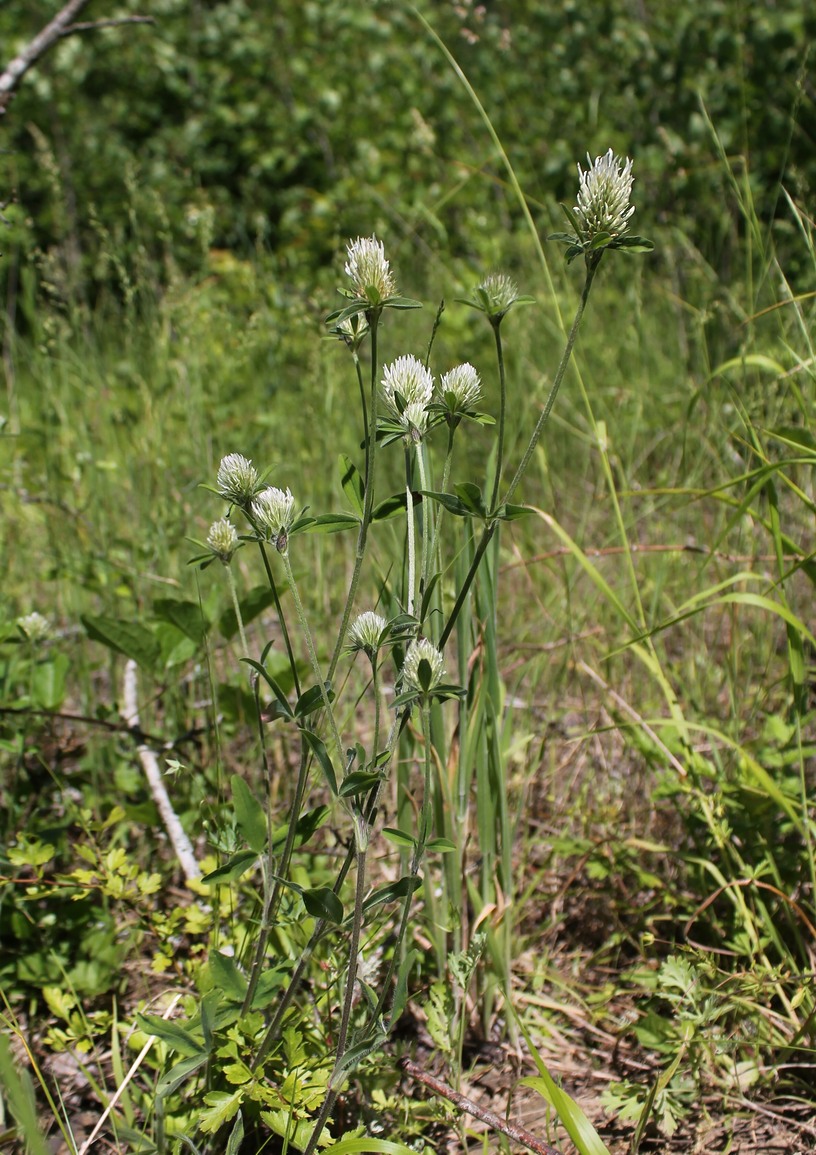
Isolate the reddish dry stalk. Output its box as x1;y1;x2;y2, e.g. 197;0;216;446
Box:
399;1058;562;1155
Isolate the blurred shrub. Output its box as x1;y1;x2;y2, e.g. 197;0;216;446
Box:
0;0;813;307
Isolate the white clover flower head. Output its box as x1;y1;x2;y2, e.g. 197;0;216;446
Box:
478;273;520;318
402;637;445;695
574;149;635;243
251;486;297;553
207;517;239;563
381;355;434;418
344;235;396;305
17;612;52;643
399;400;429;442
217;453;260;505
348;610;388;658
439;362;481;412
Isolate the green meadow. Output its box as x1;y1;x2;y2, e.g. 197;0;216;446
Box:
1;3;814;1153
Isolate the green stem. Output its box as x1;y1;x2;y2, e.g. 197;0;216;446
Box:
329;312;381;679
370;700;435;1026
303;832;370;1155
257;540;300;698
439;254;601;649
415;442;432;593
503;253;601;508
282;552;345;774
225;564;249;661
406;482;417;617
488;321;506;514
429;423;455;572
252;710;404;1073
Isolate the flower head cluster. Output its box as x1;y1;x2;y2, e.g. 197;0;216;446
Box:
574;149;635;243
381;355;434;441
344;235;396;305
347;611;388;659
207;517;239;564
17;612;52;643
438;363;481;413
251;486;296;553
217;454;261;506
401;637;445;695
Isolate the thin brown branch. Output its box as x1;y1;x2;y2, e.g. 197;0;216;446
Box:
0;0;93;105
0;1;153;113
399;1058;562;1155
503;542;808;572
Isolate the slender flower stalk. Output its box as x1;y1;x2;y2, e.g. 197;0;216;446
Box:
405;481;417;617
439;253;603;649
415;444;432;590
329;309;383;679
281;552;345;774
488;322;507;514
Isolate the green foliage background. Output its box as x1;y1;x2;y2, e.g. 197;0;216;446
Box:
2;0;814;307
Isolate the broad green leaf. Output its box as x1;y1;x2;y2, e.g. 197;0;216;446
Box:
201;850;259;885
295;682;334;718
340;455;365;518
511;1005;612;1155
32;652;69;710
323;1135;418;1155
709;352;786;381
425;837;457;853
271;805;330;852
308;512;360;534
226;1112;245;1155
302;728;338;795
0;1034;52;1155
199;1088;245;1135
136;1013;202;1058
302;886;343;924
81;614;161;672
218;585;277;640
200;989;221;1053
381;827;417;850
339;770;383;798
231;774;267;853
362;876;421;913
209;949;249;1002
153;598;209;644
372;492;408;521
328;1032;387;1089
